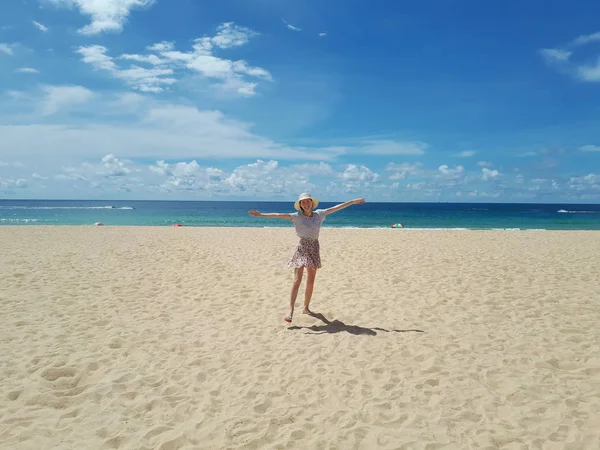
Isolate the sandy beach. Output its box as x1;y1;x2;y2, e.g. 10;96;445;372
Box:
1;226;599;450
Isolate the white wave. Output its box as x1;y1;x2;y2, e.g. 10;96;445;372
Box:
398;227;549;231
0;218;39;222
401;227;471;231
558;209;599;214
0;206;133;210
328;226;390;229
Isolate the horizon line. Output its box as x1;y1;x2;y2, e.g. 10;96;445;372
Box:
1;198;599;205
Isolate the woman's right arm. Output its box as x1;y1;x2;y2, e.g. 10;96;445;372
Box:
248;210;292;221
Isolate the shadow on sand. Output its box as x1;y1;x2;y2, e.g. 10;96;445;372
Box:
287;312;425;336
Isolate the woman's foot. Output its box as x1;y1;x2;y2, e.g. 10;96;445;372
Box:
284;313;293;323
302;308;315;316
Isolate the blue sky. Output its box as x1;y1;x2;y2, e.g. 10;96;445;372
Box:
0;0;599;202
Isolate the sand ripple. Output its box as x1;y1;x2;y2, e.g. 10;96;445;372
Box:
1;227;599;449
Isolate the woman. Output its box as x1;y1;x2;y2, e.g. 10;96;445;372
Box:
249;193;365;323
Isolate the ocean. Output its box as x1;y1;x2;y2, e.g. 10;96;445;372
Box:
1;199;600;230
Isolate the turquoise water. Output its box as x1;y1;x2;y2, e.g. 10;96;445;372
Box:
1;199;600;230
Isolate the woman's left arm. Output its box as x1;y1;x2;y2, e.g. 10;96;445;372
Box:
324;198;365;215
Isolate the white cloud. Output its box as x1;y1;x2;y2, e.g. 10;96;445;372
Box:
39;85;94;116
158;23;271;95
573;32;600;46
220;160;330;197
225;160;280;191
76;23;271;96
432;165;467;190
0;161;24;167
405;182;425;190
106;92;146;111
71;158;571;200
324;164;381;195
386;162;422;180
0;90;342;162
528;178;560;192
477;161;492;167
282;20;301;32
482;168;500;181
147;42;174;53
16;68;40;74
77;45;177;93
540;31;600;82
72;156;136;177
580;145;600;152
0;178;27;190
119;53;166;65
145;159;330;196
58;167;89;182
291;162;333;176
456;150;476;157
569;173;599;191
0;43;13;55
6;145;600;201
101;154;132;177
4;85;599;201
351;140;427;155
467;190;500;198
319;32;327;37
49;0;155;35
148;160;224;193
52;156;142;193
577;60;600;82
77;45;115;70
540;48;571;63
33;21;48;32
211;22;257;48
339;164;380;184
438;164;464;176
150;160;198;177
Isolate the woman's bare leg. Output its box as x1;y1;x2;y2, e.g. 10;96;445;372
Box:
303;266;318;314
288;267;304;317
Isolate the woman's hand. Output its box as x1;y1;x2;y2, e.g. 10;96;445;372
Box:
248;209;261;217
353;198;366;205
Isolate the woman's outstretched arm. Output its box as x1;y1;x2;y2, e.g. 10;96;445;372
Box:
248;210;292;220
324;198;365;215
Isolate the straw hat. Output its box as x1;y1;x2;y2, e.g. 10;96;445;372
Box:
294;192;319;211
